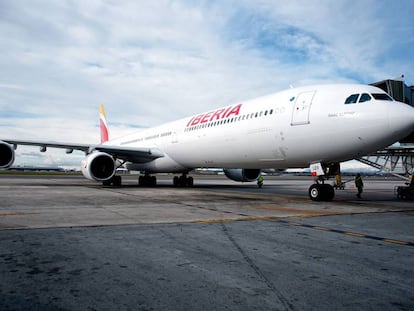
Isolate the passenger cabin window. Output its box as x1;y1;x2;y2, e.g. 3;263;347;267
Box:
345;94;359;104
359;93;371;103
371;93;393;101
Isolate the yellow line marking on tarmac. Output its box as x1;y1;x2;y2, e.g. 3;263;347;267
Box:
194;218;234;223
193;217;414;247
237;216;277;221
195;216;281;223
345;232;365;237
0;212;39;217
383;239;410;245
313;226;330;231
254;205;337;216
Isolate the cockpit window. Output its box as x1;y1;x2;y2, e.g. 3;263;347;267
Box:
345;94;359;104
346;92;393;104
371;93;393;101
359;93;371;103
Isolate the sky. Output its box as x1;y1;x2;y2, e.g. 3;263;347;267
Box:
1;0;414;169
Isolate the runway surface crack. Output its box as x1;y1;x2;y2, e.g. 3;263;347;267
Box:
220;222;295;311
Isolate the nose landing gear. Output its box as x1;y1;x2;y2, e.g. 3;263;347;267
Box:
309;182;335;201
308;162;338;201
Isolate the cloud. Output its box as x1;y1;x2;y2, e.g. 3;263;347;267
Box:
0;83;24;90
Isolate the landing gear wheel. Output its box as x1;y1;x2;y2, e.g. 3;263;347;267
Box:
321;184;335;201
309;184;322;201
112;175;122;187
173;175;194;187
102;175;122;187
309;184;334;201
138;175;157;186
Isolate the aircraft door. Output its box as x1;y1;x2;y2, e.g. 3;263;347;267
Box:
172;131;178;143
291;91;315;125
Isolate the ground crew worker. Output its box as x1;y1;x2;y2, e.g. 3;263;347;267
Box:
257;174;264;188
335;174;342;189
355;173;364;198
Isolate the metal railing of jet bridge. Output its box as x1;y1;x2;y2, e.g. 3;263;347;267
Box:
356;145;414;181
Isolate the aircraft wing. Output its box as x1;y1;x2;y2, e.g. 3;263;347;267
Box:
1;139;164;163
93;145;164;163
2;139;90;153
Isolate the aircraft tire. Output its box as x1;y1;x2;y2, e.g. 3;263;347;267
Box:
139;175;156;186
102;175;122;187
173;176;194;187
179;176;186;187
309;184;322;201
113;175;122;187
322;184;335;201
309;184;335;201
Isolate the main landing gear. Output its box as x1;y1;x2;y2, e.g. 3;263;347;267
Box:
102;160;126;187
103;171;195;188
308;162;339;201
137;172;194;187
173;173;194;187
139;173;157;186
102;175;122;187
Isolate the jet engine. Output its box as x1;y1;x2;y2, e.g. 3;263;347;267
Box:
0;141;15;169
223;169;261;182
81;152;116;182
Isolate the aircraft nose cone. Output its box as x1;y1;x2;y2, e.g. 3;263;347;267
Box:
388;102;414;139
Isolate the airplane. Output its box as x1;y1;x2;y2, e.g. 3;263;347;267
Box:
1;83;414;201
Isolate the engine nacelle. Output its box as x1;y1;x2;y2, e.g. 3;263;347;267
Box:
223;169;261;182
81;152;116;182
0;141;15;169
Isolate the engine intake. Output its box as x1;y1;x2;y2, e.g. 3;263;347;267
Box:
81;152;115;181
0;141;15;169
223;169;261;182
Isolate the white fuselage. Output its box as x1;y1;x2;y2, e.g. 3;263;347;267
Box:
107;84;414;173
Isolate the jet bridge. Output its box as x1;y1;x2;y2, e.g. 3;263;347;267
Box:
356;146;414;179
355;146;414;199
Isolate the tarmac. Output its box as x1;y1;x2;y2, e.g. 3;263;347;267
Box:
0;174;413;310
